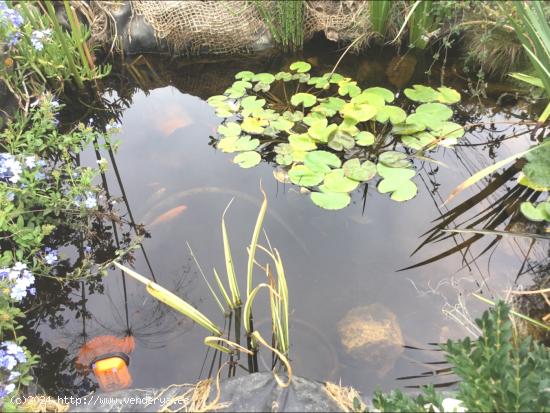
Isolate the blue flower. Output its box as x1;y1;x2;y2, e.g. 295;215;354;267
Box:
84;246;92;254
0;153;22;184
3;341;26;363
0;383;16;397
34;171;46;180
30;29;51;51
0;268;9;279
84;192;97;209
24;156;36;168
44;247;58;265
8;371;20;381
0;2;24;28
6;191;15;201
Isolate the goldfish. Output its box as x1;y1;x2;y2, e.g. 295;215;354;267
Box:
149;205;187;226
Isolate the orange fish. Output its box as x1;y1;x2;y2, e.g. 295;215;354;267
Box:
76;335;135;370
149;205;187;226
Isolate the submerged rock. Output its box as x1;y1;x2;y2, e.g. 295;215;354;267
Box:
337;303;404;376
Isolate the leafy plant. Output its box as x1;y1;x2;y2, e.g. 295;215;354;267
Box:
254;1;304;52
208;62;464;210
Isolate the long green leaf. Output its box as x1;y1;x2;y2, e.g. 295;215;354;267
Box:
222;199;241;307
246;187;268;297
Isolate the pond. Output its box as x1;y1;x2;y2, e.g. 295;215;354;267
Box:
22;46;548;397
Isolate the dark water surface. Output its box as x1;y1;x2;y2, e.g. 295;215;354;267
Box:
26;48;549;397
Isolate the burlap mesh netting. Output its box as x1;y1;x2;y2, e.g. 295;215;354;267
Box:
87;1;371;55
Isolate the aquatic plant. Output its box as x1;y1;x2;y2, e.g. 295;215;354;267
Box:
207;61;463;210
254;0;304;52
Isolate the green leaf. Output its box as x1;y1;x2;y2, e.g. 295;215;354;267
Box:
404;84;440;103
207;95;228;107
217;122;241;137
338;118;360;136
379;151;410;168
270;117;294;131
351;92;386;108
290;61;312;73
289;134;317;151
235;71;255;81
517;173;550;191
355;131;375;146
241;96;266;116
392;123;426;135
233;80;252;89
375;105;407;124
340;103;378;122
233;151;261;168
307;76;330;89
283;111;304;122
437;87;461;104
225;85;246;99
431;121;465;145
308;121;337;143
291;93;317;108
401;132;436;150
520;201;550;222
322;169;359;193
338;81;361;97
275;71;292;81
241;117;267;134
218;136;239;153
509;72;544;88
274;143;293;166
377;163;417;201
523;143;550;187
303;112;326;126
324;72;344;84
328;130;355;151
407;103;453;130
288;164;325;186
235;136;260;151
310;191;351;210
252;73;275;84
343;159;377;181
304;150;342;173
364;87;395;103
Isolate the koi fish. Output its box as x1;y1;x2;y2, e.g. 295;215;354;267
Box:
149;205;187;226
154;107;192;136
76;335;135;369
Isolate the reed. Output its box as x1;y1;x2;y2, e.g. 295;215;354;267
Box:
369;0;393;37
254;1;304;52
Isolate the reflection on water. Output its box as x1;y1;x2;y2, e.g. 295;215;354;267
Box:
22;47;549;396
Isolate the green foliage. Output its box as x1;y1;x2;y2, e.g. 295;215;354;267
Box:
208;63;463;210
520;201;550;224
254;0;304;52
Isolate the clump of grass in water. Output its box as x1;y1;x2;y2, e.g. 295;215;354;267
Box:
254;0;304;52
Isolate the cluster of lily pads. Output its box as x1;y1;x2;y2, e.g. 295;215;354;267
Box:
207;61;464;210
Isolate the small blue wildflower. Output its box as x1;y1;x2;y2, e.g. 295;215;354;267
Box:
7;31;21;46
8;371;20;382
6;191;14;201
0;268;8;279
30;29;51;51
24;156;36;168
0;3;24;28
50;99;60;108
44;247;58;265
34;171;45;180
37;159;47;168
84;245;92;254
3;341;26;363
29;287;36;295
0;153;22;184
52;117;60;127
105;121;122;131
0;351;17;370
84;193;97;209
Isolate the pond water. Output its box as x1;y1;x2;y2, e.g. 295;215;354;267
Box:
23;46;549;397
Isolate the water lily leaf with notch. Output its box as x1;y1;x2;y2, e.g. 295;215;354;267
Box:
235;71;255;81
292;73;311;83
379;151;410;168
218;136;239;153
270;117;294;131
217;122;241;137
407;102;453;130
322;169;359;193
256;109;278;121
520;201;550;222
310;190;350;210
252;73;275;85
375;105;407;124
377;163;417;201
275;71;292;81
355;131;375;146
290;61;312;73
308;120;337;143
274;143;293;166
225;85;246;99
253;83;270;93
518;173;550;191
291;93;317;108
303;112;327;126
307;76;330;89
340;103;377;122
240;96;266;117
338;81;361;97
328;130;355;151
235;136;260;151
343;159;377;182
401;131;436;150
207;95;228;107
431;121;464;146
351;92;385;109
215;105;236;118
233;151;261;168
364;87;395;103
392;122;425;135
323;72;344;84
404;85;440;103
338;117;360;136
233;80;252;89
241;117;268;134
283;111;303;122
262;126;279;138
304;150;342;173
288;164;324;186
291;149;307;162
523;143;550;187
289;134;317;151
437;87;461;104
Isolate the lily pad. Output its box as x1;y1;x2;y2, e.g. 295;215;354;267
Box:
235;136;260;151
283;111;304;122
437;87;461;104
304;150;342;173
303;112;327;126
235;71;255;81
407;103;453;130
307;76;330;89
274;143;293;166
338;118;360;136
289;134;317;151
270;117;294;131
355;131;375;146
308;121;337;143
520;201;550;222
328;130;355;151
311;191;351;210
340;103;377;122
291;93;317;108
233;80;252;90
241;96;266;116
234;151;261;168
364;87;395;103
379;151;410;168
377;163;417;201
401;132;436;150
343;159;377;181
218;136;239;153
338;81;361;97
375;106;407;124
275;71;292;81
431;121;465;144
207;95;228;107
225;85;246;99
523;143;550;187
404;84;440;103
252;73;275;84
290;61;312;73
241;117;268;134
217;122;241;137
322;169;359;193
351;92;385;108
288;164;324;186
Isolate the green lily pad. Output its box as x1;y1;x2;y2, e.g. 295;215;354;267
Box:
275;71;292;81
270;117;294;131
215;105;236;118
289;134;317;151
322;169;359;193
290;61;312;73
375;105;407;124
303;112;327;126
407;103;453;130
234;151;261;168
283;111;304;122
217;122;241;137
310;191;351;210
308;121;337;143
338;117;360;136
437;87;461;104
225;85;246;99
274;143;293;166
338;81;361;97
523;143;550;187
218;136;239;153
379;151;410;168
291;92;317;108
235;71;255;81
343;159;377;181
307;76;330;89
364;87;395;103
233;80;252;90
340;103;378;122
253;83;271;93
241;117;267;134
207;95;228;107
401;132;436;150
351;92;386;108
241;96;266;116
392;122;426;135
431;121;465;144
304;150;342;173
355;131;375;146
518;173;550;191
404;84;440;103
328;130;355;151
520;201;550;222
291;149;307;162
377;163;417;201
324;72;344;84
235;136;260;151
288;164;325;186
252;73;275;84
